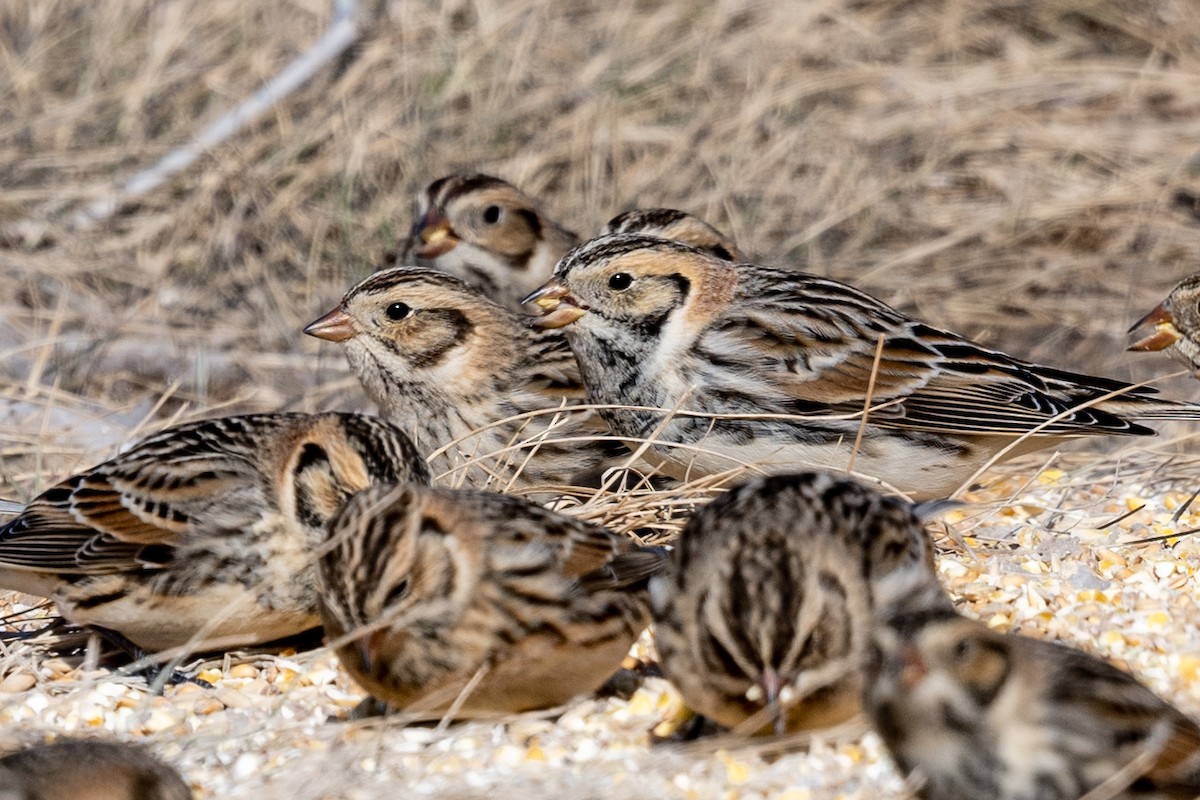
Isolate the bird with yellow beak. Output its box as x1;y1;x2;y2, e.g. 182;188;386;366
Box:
1128;272;1200;375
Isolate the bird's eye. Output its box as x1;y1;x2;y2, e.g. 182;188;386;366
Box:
608;272;634;291
482;205;502;224
385;302;413;321
953;638;974;662
383;578;409;606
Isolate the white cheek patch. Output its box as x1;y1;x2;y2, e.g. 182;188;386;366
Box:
432;346;472;384
648;309;702;380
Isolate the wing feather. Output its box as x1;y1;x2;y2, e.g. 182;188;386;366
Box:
0;417;276;574
705;271;1191;437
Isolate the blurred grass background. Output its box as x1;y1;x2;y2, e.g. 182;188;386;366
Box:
2;0;1200;491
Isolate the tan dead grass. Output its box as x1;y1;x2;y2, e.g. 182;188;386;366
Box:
4;0;1200;421
5;0;1200;797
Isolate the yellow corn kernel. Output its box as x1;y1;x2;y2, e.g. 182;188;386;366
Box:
1100;630;1125;649
196;669;223;685
718;751;751;785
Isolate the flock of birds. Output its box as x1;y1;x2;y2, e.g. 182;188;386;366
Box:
1;173;1200;798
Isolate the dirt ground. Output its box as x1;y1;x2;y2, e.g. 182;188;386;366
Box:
3;1;1200;797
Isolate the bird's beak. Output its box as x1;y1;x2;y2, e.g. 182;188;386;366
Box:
304;307;356;342
897;643;928;690
356;639;374;674
412;210;458;258
1127;302;1182;352
522;277;588;329
354;628;388;675
761;666;786;737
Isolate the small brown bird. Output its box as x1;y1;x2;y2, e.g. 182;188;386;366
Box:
601;208;744;261
0;413;428;652
0;739;190;800
526;234;1200;499
866;603;1200;800
318;482;666;717
1128;273;1200;374
391;173;579;310
650;471;945;736
304;267;625;492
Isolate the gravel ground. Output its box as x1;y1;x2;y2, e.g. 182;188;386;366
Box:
3;436;1199;799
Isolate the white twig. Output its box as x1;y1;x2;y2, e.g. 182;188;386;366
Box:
64;0;363;232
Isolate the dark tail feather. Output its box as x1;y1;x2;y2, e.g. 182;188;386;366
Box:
582;546;670;592
1120;400;1200;422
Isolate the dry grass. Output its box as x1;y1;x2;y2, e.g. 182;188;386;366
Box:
5;0;1200;797
5;0;1200;422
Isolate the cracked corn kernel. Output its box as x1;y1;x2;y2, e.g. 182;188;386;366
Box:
718;751;751;785
1152;561;1176;579
0;672;36;693
940;560;968;578
1146;611;1171;629
625;689;658;716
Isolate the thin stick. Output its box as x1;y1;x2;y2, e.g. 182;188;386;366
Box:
24;294;68;395
1170;486;1200;523
49;0;364;232
435;664;491;733
950;372;1186;499
847;333;887;476
1074;736;1162;800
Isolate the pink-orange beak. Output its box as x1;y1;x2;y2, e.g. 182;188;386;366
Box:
522;277;588;329
760;666;786;737
411;209;458;259
897;643;928;690
1127;302;1181;352
353;628;388;676
304;307;355;342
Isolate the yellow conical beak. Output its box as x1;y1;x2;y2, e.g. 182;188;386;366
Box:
1127;302;1181;352
412;210;458;258
522;277;588;329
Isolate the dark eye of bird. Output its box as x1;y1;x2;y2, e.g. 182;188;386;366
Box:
483;205;502;224
608;272;633;291
953;638;974;662
385;302;413;321
384;578;409;607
